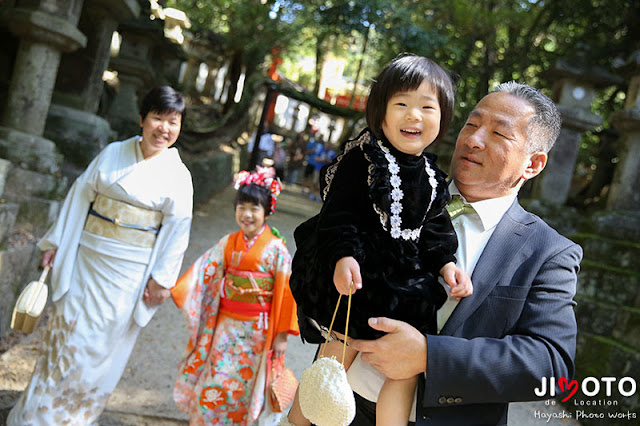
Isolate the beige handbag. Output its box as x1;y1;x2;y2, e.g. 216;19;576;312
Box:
298;285;356;426
11;266;50;334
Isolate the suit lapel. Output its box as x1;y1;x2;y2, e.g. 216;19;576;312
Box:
440;200;534;335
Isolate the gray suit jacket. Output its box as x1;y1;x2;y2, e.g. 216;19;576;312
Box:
416;199;582;425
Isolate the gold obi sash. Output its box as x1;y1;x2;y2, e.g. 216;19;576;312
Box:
220;269;273;329
84;194;163;248
223;269;274;305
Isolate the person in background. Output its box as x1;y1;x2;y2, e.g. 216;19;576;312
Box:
286;134;306;186
273;139;288;181
302;131;322;196
8;86;193;425
249;125;276;167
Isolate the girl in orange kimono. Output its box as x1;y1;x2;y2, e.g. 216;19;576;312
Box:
173;168;299;425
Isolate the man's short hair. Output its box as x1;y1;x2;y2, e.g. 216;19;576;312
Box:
492;81;561;153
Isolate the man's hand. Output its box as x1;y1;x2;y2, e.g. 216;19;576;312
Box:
348;317;427;380
143;277;171;306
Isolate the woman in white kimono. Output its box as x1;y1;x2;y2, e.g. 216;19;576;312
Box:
8;86;193;425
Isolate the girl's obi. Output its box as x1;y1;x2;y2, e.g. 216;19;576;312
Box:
84;194;163;248
220;269;274;329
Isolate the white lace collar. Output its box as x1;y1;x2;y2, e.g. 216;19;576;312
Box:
375;140;438;241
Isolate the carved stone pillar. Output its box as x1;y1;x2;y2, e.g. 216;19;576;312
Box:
107;9;161;138
607;56;640;213
0;1;85;183
45;0;140;168
1;4;86;136
532;60;621;204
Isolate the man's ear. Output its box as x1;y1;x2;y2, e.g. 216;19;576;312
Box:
139;115;144;127
523;151;547;180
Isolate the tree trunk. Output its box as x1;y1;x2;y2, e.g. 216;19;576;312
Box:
223;50;243;114
349;26;369;108
313;33;326;96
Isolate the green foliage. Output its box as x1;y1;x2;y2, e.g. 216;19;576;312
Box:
167;0;638;198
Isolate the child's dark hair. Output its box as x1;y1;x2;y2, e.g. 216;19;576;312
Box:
234;184;272;216
366;54;455;144
140;86;186;124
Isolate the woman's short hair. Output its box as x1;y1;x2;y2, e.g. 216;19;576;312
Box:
234;184;272;216
140;86;186;123
366;54;455;144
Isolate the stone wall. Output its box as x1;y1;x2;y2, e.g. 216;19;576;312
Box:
570;213;640;424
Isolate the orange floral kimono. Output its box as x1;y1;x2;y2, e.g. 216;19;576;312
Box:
173;226;299;425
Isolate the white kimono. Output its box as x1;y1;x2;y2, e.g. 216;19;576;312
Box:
8;137;193;426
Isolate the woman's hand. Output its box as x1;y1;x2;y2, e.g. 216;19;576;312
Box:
272;331;288;359
42;249;57;268
143;277;171;306
333;256;362;295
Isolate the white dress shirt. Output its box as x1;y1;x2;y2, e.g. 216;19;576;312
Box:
347;182;517;421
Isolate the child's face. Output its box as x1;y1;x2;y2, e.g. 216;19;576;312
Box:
235;201;266;239
382;80;441;156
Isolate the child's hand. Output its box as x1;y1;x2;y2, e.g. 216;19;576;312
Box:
272;331;288;358
334;257;362;295
440;262;473;300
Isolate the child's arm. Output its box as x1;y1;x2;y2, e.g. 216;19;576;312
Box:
440;262;473;300
333;256;362;295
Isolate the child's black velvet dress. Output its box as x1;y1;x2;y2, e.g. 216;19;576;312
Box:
290;129;458;342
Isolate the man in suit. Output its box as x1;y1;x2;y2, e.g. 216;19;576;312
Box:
347;81;582;425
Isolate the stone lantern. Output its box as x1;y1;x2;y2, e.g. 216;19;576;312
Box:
180;32;214;96
0;1;86;177
106;4;163;139
44;0;140;169
0;1;86;236
532;56;623;205
0;0;85;337
607;50;640;213
570;51;640;420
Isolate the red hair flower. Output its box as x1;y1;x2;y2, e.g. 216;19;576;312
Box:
234;167;282;214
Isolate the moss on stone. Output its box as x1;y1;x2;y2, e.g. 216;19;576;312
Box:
590;334;638;354
580;259;640;277
576;332;614;378
573;232;640;250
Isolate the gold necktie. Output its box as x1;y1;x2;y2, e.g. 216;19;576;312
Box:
446;195;476;220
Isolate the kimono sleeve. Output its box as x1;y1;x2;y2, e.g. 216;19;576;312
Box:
38;148;103;301
149;164;194;289
174;235;228;349
272;239;299;336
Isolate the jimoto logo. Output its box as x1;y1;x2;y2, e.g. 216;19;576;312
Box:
534;376;637;402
